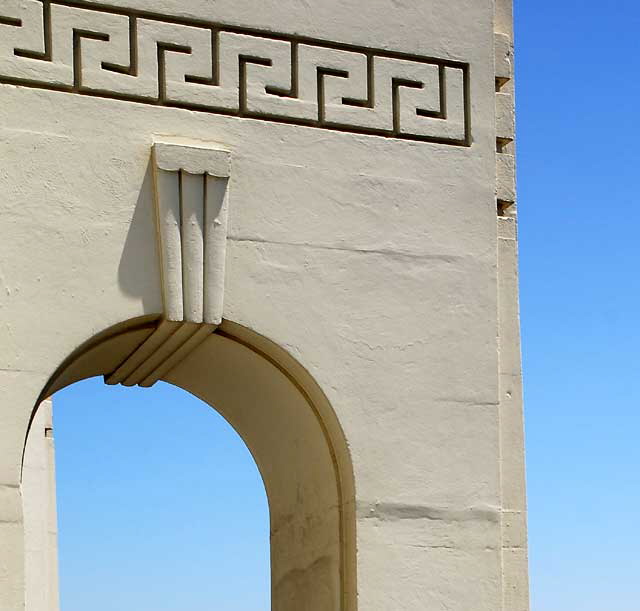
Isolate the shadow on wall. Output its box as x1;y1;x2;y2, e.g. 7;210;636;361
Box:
117;160;162;312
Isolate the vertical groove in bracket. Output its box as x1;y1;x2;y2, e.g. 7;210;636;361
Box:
154;168;184;321
152;139;231;325
204;174;230;325
180;171;206;323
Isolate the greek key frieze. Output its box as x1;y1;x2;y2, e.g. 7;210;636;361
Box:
0;0;471;145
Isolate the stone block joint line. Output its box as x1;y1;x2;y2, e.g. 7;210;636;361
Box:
0;0;472;145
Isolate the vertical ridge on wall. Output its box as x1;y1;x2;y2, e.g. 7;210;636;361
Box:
494;1;516;214
495;1;530;610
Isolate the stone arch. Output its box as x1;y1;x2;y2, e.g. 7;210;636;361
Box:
24;316;357;611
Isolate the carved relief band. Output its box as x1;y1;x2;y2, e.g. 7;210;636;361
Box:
0;0;471;145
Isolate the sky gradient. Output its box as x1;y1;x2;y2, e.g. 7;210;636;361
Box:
517;1;640;610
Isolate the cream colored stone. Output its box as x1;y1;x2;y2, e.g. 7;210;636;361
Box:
153;140;231;177
501;511;528;550
1;0;528;609
502;549;530;611
496;92;516;143
494;1;514;37
497;152;517;204
498;213;528;611
495;33;514;82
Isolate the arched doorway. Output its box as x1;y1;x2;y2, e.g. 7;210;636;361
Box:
24;377;272;611
22;317;357;611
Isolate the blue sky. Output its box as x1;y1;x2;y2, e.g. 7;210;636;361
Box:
517;1;640;610
50;2;640;610
54;381;271;611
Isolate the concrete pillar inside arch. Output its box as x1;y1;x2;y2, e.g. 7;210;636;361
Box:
0;372;47;611
22;400;59;611
0;0;528;609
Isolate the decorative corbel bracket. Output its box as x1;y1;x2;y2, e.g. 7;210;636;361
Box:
106;139;231;388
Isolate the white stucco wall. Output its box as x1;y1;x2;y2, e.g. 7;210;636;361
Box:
0;0;527;609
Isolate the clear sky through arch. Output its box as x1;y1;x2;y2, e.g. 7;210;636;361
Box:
52;377;270;611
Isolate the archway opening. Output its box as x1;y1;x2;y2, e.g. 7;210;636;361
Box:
22;317;356;611
23;377;270;611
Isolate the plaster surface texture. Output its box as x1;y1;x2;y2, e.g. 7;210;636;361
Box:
0;0;528;609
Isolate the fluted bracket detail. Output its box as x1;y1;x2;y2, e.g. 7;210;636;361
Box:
106;139;230;388
152;138;231;324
